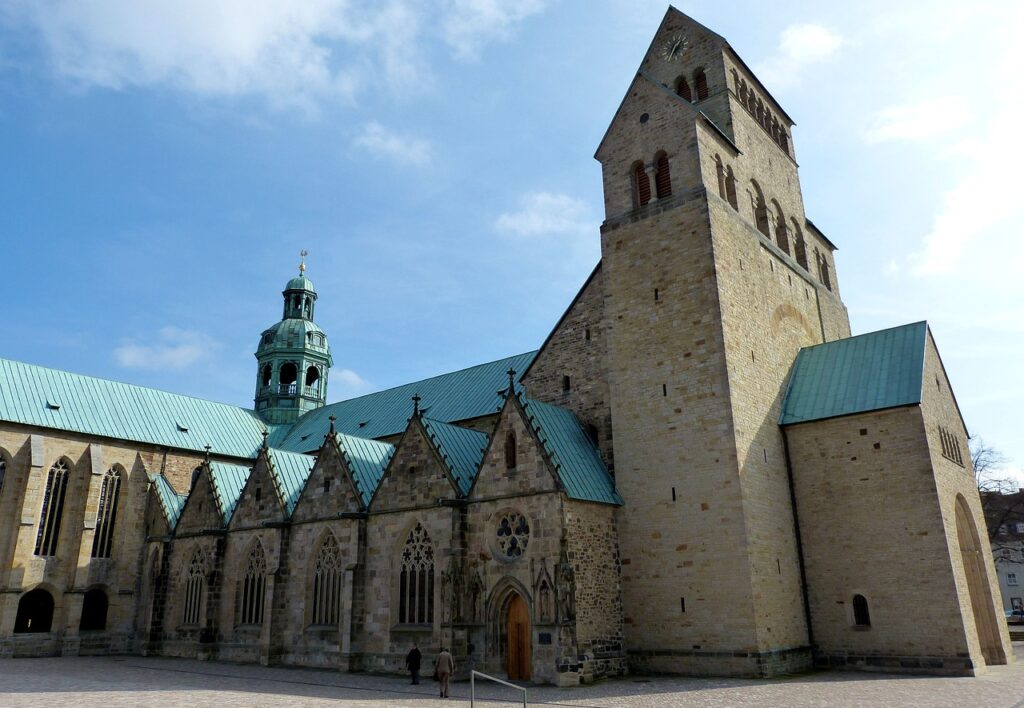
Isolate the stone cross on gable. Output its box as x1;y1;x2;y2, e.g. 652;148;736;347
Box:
412;394;422;417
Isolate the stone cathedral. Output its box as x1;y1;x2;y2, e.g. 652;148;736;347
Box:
0;8;1010;683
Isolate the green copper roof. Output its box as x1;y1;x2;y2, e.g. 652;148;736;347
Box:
285;275;315;292
421;417;488;495
209;461;251;524
336;432;395;506
266;448;316;516
275;351;537;452
0;358;267;459
150;473;187;529
521;397;622;506
257;318;330;354
780;321;928;426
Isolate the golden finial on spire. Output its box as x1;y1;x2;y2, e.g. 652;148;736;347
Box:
299;249;308;275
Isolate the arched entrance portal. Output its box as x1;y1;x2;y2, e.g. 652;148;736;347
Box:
504;593;531;681
954;494;1006;665
14;588;54;633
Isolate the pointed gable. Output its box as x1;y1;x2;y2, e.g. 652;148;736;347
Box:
369;418;459;512
470;395;560;500
266;448;315;516
148;473;186;531
421;417;488;495
230;449;302;527
175;465;227;533
291;434;370;522
209;461;250;525
521;397;622;505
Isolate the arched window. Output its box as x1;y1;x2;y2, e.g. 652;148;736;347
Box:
654;151;672;199
750;182;770;237
92;467;122;559
311;534;342;625
79;588;108;631
260;364;272;388
279;362;298;394
852;594;871;626
183;549;206;625
779;131;790;154
14;588;54;633
715;156;727;201
815;249;833;291
772;201;790;254
632;161;651;208
240;541;267;625
725;166;739;210
35;460;70;557
791;219;808;269
675;75;692;102
694;68;709;101
304;365;320;392
399;523;434;625
505;431;517;469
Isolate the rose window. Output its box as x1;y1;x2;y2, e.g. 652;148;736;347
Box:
496;512;530;559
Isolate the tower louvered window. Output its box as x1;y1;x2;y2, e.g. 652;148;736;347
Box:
183;549;206;625
676;76;692;101
35;460;70;557
240;542;267;625
655;152;672;199
398;523;435;624
91;467;122;558
694;69;709;100
311;534;342;625
633;163;651;207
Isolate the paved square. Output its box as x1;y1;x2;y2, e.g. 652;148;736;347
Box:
4;653;1024;707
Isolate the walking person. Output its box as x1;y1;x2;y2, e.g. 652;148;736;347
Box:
406;643;422;685
436;646;454;698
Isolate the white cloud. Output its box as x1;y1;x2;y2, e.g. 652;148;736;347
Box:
332;368;375;399
352;122;432;165
114;326;216;370
863;97;973;144
2;0;546;112
755;23;843;89
495;192;594;238
441;0;545;59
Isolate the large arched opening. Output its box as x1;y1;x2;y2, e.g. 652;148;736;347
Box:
954;494;1006;665
79;587;109;631
487;579;532;681
15;588;54;633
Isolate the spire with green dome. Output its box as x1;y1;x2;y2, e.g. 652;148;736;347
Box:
254;252;333;424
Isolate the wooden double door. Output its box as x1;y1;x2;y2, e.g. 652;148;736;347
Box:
506;593;531;680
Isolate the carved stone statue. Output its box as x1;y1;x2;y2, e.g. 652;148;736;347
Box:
557;560;576;623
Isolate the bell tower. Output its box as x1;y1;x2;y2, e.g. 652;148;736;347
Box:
254;255;333;425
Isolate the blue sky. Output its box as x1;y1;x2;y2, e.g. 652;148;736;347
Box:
1;0;1021;477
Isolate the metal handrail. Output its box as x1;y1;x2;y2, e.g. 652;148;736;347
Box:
470;670;527;707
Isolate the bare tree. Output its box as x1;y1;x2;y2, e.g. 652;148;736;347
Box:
973;437;1020;546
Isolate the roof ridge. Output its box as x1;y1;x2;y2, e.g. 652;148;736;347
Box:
798;321;928;353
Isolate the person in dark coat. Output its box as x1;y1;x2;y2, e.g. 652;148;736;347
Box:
406;643;422;684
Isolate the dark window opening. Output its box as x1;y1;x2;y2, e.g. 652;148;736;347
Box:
323;478;331;494
654;288;659;301
584;327;591;341
632;161;651;207
505;432;517;469
654;151;671;199
79;588;108;631
725;166;738;210
260;364;272;387
675;76;692;101
680;596;686;613
694;69;709;101
852;594;871;626
586;424;600;446
15;589;54;633
562;375;571;393
279;363;298;386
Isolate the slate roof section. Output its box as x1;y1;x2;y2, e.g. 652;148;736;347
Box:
421;417;489;495
336;433;394;507
521;398;622;506
150;473;187;529
274;352;537;452
0;358;267;459
209;461;251;524
780;321;928;426
266;448;315;516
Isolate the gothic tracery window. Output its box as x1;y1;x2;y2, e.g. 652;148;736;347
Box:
496;511;530;559
240;541;267;625
91;467;122;558
399;523;434;624
311;534;342;625
35;460;70;557
183;549;206;625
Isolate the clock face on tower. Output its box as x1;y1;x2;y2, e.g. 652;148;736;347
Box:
661;33;689;62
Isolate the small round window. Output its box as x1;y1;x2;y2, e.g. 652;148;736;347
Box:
496;511;530;559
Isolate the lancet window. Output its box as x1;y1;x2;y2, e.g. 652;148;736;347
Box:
398;523;435;624
35;460;70;557
91;467;122;558
311;534;342;625
239;541;267;625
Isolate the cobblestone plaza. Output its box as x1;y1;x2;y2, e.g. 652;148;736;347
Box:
3;653;1024;707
